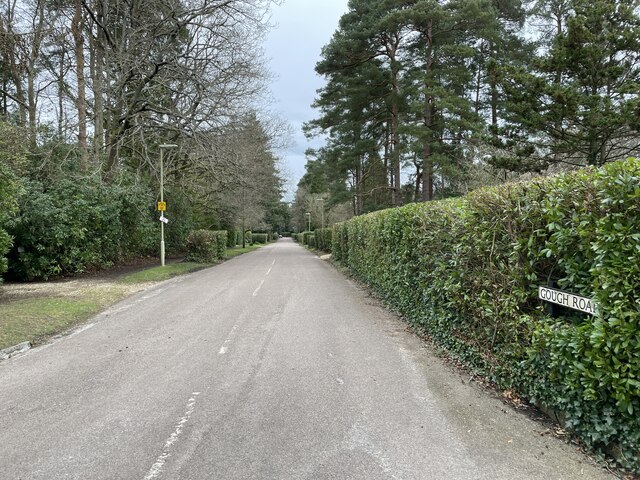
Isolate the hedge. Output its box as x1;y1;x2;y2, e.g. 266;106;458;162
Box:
226;230;236;248
300;231;314;246
251;233;269;244
185;230;227;263
332;158;640;471
314;228;332;252
7;178;159;280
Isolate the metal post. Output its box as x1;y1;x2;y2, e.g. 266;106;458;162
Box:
160;147;165;266
159;144;177;266
306;212;311;232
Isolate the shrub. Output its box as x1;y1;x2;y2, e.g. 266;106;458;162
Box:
161;189;194;255
334;158;640;471
314;228;332;252
0;163;19;283
331;223;348;263
185;230;227;263
8;179;126;280
307;234;316;248
251;233;269;244
301;231;314;246
226;230;236;248
0;123;27;283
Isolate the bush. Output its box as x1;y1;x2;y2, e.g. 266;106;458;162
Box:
251;233;269;244
314;228;332;252
8;179;127;280
331;223;349;263
334;158;640;471
185;230;227;263
161;189;194;255
300;231;314;246
0;163;19;283
227;230;236;248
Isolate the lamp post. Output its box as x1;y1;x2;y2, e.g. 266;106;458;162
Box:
305;212;311;232
159;144;178;266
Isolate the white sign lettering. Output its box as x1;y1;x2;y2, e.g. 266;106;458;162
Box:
538;286;598;315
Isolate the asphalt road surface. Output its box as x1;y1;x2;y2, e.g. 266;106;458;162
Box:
0;239;612;479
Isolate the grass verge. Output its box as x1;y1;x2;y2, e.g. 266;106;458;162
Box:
119;262;208;284
225;244;263;259
0;243;267;351
0;286;135;350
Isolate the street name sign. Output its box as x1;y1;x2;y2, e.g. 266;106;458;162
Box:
538;286;598;315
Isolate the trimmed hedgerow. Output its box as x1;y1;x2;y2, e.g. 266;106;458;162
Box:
185;230;227;263
301;231;314;246
333;158;640;472
314;228;332;252
251;233;269;244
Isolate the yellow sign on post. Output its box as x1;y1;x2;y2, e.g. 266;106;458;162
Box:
157;201;167;212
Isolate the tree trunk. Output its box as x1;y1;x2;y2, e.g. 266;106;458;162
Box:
388;36;402;207
91;0;105;157
72;0;88;170
422;21;434;202
27;69;37;146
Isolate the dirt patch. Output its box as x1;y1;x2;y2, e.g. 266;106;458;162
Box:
0;257;182;305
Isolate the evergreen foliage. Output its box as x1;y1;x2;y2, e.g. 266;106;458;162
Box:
185;230;227;263
314;228;333;252
300;0;639;214
332;158;640;471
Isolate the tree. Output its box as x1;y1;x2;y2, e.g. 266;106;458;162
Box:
501;0;640;167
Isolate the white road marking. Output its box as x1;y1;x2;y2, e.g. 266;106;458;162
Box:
218;324;239;355
252;279;265;297
143;393;201;480
266;259;276;276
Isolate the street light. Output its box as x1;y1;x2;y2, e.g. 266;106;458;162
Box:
305;212;311;232
159;144;178;266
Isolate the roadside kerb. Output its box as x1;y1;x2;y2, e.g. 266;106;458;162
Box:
0;341;31;361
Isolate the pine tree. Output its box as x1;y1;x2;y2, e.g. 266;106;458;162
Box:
502;0;640;167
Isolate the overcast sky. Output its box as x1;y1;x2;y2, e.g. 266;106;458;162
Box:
264;0;349;201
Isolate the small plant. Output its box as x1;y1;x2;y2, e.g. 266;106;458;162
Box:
185;230;227;263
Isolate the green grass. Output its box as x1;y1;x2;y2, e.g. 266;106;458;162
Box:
119;262;209;284
225;244;263;259
0;244;267;350
0;287;129;350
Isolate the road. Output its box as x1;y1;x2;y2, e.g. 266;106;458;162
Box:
0;239;611;479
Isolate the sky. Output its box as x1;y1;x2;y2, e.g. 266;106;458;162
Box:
264;0;350;201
